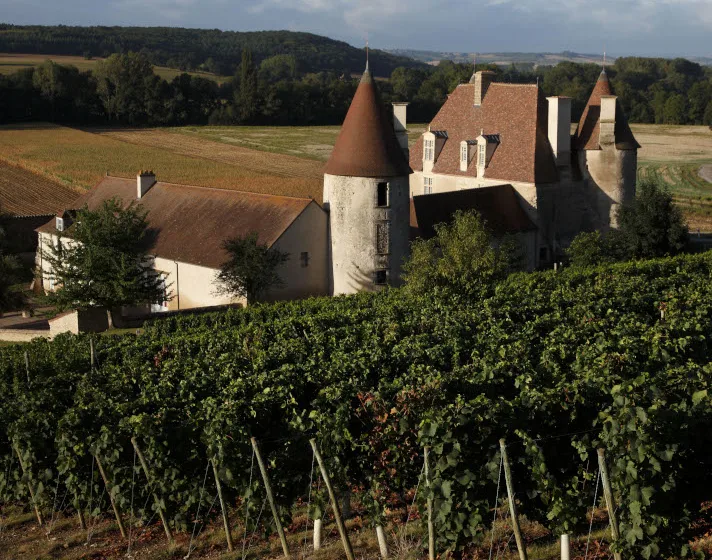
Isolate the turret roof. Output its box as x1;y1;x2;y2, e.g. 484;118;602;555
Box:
324;69;411;178
575;70;640;151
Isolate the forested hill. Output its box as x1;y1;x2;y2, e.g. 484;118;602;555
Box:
0;24;425;77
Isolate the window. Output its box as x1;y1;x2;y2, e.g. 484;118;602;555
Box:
424;139;434;161
539;247;548;262
377;182;389;207
423;176;433;195
55;217;64;232
374;270;388;285
376;222;390;255
461;144;468;163
478;143;486;166
300;251;310;268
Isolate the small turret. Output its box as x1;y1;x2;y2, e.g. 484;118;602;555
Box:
324;65;412;295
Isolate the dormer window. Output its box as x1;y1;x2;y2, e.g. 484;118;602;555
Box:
461;145;468;163
55;217;64;232
478;144;486;166
424;139;434;161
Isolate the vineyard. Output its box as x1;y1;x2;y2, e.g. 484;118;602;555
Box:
1;253;712;558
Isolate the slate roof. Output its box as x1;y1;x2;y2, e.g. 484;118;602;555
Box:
324;68;412;178
37;176;319;269
410;82;559;184
575;70;640;151
410;185;537;239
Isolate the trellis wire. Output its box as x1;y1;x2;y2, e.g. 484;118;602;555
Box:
301;448;315;559
127;446;137;555
585;466;602;560
47;483;70;536
488;452;504;560
241;448;256;560
186;459;211;558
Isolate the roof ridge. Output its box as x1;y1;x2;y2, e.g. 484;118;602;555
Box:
103;175;315;202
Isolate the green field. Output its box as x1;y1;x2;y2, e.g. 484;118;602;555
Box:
0;53;231;83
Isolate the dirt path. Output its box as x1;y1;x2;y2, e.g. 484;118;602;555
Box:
700;165;712;184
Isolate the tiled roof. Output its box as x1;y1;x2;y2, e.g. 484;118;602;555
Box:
410;185;537;239
575;70;640;151
37;177;319;269
324;68;411;178
410;82;558;184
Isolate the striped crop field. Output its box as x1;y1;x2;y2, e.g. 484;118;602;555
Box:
0;160;79;217
0;123;323;202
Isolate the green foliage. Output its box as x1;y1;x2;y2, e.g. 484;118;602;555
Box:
617;178;689;259
43;199;167;319
1;252;712;558
403;210;522;297
216;232;289;303
566;231;611;268
0;226;26;313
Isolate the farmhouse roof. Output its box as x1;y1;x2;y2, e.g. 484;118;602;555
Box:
324;68;412;178
575;70;640;151
37;176;320;269
410;184;537;239
410;82;559;184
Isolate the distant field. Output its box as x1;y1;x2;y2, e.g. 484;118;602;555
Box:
1;121;711;229
0;160;78;216
0;123;322;201
631;124;712;231
0;53;230;83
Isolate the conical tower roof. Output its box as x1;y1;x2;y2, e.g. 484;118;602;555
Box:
575;70;639;150
325;68;411;178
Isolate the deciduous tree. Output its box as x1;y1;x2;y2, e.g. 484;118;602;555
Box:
43;198;167;328
216;232;289;303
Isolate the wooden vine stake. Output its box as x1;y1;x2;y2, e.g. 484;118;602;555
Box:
13;442;44;526
597;448;622;560
75;499;87;530
376;524;389;559
210;456;234;552
130;437;174;543
24;351;30;386
424;447;435;560
251;437;291;559
499;439;528;560
310;438;355;560
94;454;127;539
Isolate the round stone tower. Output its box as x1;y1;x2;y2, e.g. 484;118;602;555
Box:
323;65;412;295
575;69;640;230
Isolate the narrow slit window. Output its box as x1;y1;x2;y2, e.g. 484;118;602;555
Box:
375;270;388;285
300;251;310;268
377;182;389;207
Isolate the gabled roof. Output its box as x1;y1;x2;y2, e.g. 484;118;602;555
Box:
575;70;640;151
410;82;558;184
37;177;320;269
324;68;411;178
410;185;537;239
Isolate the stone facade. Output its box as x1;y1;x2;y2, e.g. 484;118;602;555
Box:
324;173;410;295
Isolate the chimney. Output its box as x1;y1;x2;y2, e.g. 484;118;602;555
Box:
599;96;617;146
392;102;409;159
137;170;156;199
547;96;572;166
473;71;495;106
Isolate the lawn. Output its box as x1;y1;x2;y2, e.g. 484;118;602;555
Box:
0;53;231;83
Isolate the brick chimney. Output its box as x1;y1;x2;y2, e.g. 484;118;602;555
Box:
472;71;496;106
599;96;617;146
137;170;156;199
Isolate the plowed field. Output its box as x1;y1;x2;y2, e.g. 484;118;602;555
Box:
0;123;323;202
0;160;78;216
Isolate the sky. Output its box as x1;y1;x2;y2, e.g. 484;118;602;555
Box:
2;0;712;58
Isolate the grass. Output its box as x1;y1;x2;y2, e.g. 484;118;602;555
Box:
0;53;231;84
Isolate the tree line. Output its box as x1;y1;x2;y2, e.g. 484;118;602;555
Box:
0;50;710;127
